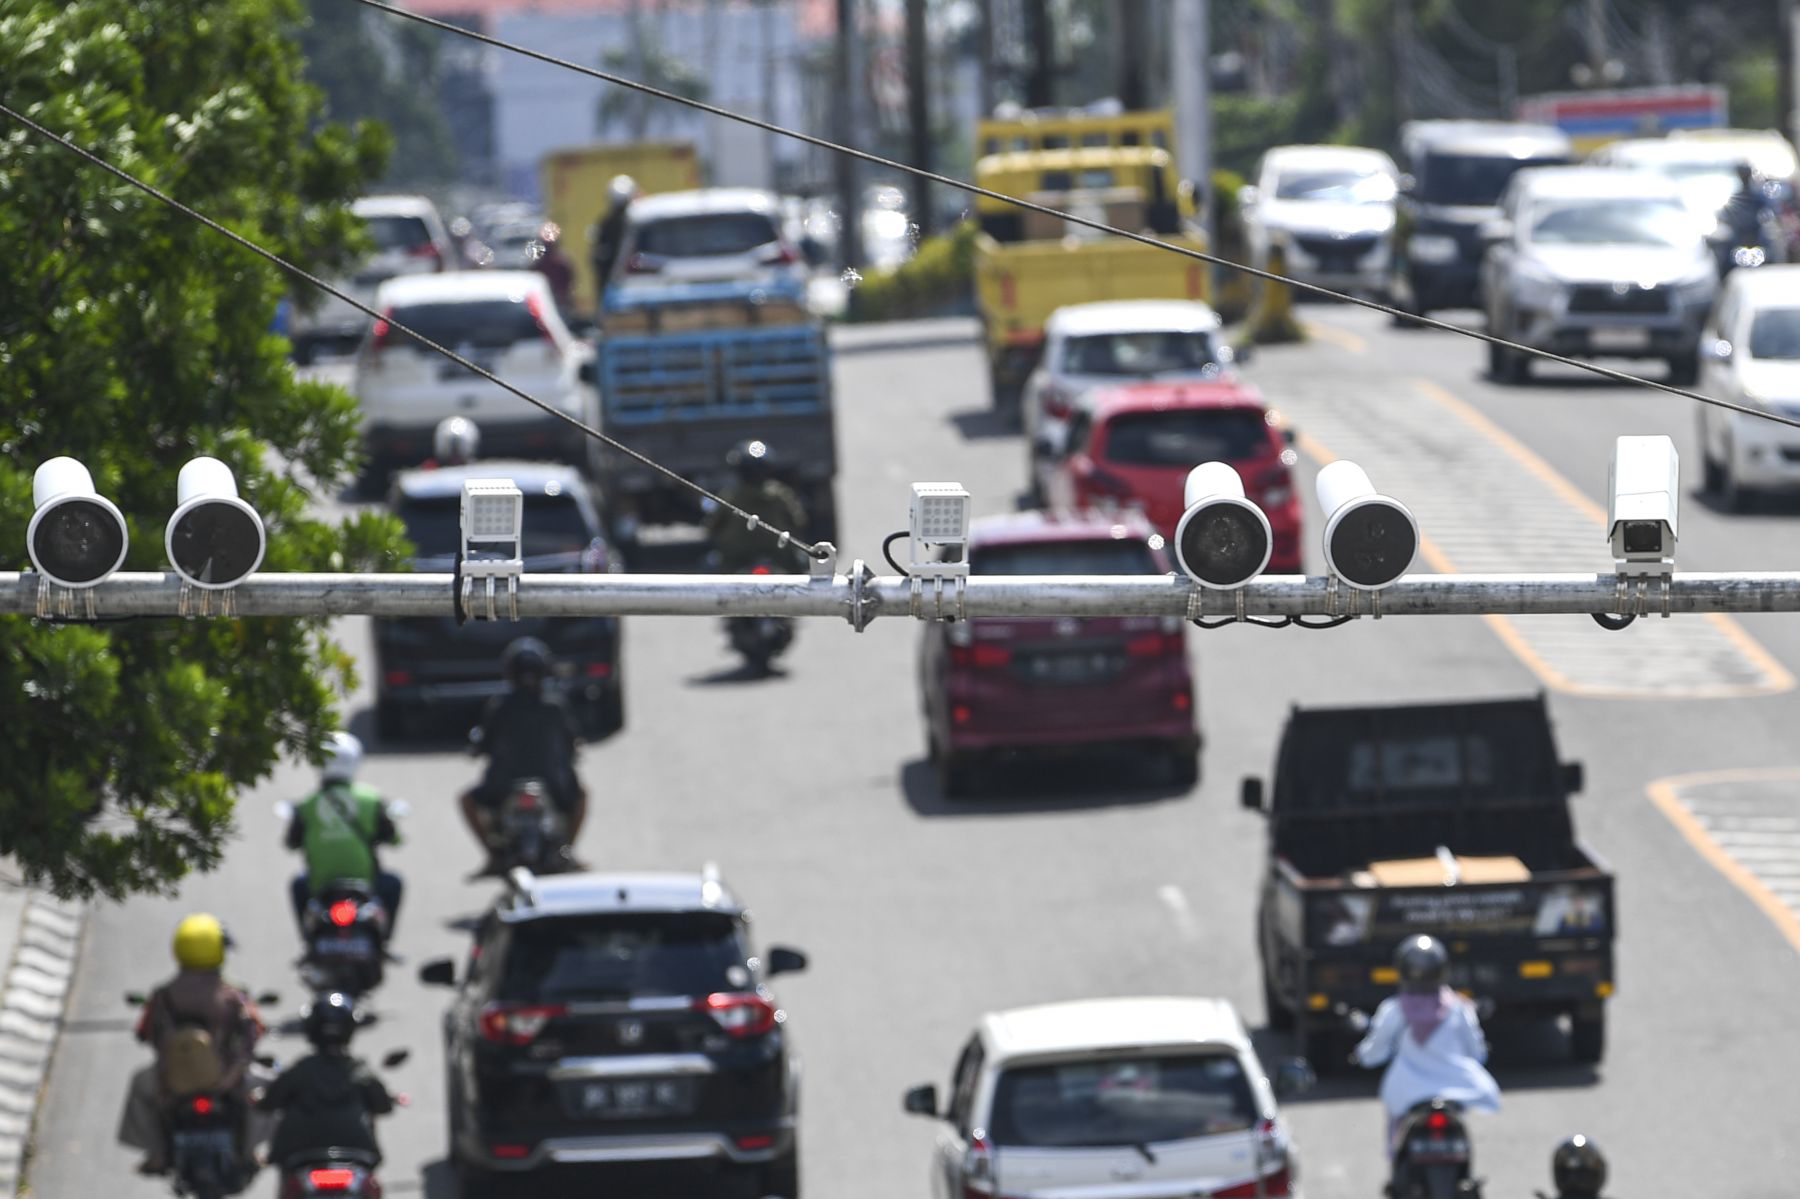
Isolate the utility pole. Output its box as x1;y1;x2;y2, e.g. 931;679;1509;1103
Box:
1170;0;1211;239
833;0;864;271
1786;0;1800;150
1023;0;1054;108
1393;0;1413;129
1585;0;1608;79
976;0;997;113
1117;0;1148;110
905;0;935;235
762;0;780;191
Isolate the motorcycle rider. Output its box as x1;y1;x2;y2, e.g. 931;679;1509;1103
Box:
1719;162;1772;264
118;914;267;1176
1536;1134;1609;1199
706;439;809;573
591;174;639;304
1350;934;1500;1158
286;731;403;939
257;992;396;1175
459;637;588;868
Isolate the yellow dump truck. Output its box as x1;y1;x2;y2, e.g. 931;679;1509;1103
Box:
539;141;703;319
972;110;1210;409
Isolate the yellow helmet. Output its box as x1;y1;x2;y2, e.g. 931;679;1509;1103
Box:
172;913;226;971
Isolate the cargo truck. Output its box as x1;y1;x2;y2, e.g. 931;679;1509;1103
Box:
539;141;703;320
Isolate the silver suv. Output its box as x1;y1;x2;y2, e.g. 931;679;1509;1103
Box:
1479;167;1718;385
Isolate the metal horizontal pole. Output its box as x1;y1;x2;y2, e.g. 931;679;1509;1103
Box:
8;570;1800;624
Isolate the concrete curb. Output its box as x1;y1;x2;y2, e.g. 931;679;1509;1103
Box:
828;317;981;356
0;892;84;1196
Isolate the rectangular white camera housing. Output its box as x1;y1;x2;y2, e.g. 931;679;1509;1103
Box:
909;482;971;579
1608;435;1678;576
461;479;524;579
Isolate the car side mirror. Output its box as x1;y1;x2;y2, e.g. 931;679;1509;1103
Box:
1477;218;1514;248
1236;185;1260;210
418;958;456;987
1562;761;1585;795
1230;342;1255;366
1701;337;1734;363
903;1083;940;1117
766;946;808;976
1241;777;1265;813
1273;1058;1316;1098
255;991;281;1008
577;359;598;386
381;1048;411;1069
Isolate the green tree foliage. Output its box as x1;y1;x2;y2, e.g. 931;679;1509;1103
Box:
0;0;409;899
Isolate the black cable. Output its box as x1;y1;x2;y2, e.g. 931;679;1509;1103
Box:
1293;615;1355;629
1192;615;1294;629
0;101;829;563
344;0;1800;436
1592;612;1636;631
881;531;910;577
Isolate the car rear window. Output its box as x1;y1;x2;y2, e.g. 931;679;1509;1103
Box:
1749;308;1800;360
366;215;433;252
385;299;544;350
1101;409;1270;466
498;912;747;1003
989;1053;1257;1148
972;539;1159;576
396;493;594;560
1062;332;1219;376
1418;151;1567;206
635;212;780;257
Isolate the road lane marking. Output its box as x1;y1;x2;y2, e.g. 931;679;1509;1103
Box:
1301;320;1367;355
1157;884;1200;942
1284;374;1792;698
1648;768;1800;957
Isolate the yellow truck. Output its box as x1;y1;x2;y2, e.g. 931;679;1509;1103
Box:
539;140;703;319
972;110;1210;409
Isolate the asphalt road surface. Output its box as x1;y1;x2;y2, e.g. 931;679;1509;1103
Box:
30;308;1800;1198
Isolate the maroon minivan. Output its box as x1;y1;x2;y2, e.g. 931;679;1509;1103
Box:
918;509;1200;798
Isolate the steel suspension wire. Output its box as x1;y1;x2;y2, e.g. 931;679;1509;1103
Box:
0;101;829;562
347;0;1800;435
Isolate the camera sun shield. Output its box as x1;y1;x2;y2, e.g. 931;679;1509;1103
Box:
166;457;266;589
1608;435;1678;575
1174;462;1272;589
1316;460;1418;591
27;457;130;588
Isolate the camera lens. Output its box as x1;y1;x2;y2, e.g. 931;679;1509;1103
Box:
1621;520;1662;556
30;499;127;585
169;502;263;586
1328;502;1417;589
1178;503;1270;588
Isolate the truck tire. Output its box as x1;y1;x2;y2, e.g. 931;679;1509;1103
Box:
1571;1010;1605;1063
1261;969;1294;1031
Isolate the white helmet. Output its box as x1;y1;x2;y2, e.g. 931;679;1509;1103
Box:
607;174;639;206
433;416;481;466
321;731;363;785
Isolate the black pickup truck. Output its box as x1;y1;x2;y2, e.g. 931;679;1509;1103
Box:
1244;695;1615;1063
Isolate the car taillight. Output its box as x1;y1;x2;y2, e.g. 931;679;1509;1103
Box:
697;991;776;1037
512;788;540;811
1255;464;1294;507
369;309;394;356
1040;384;1073;420
950;643;1012;669
759;243;799;266
190;1095;215;1116
1125;631;1184;658
478;1002;566;1045
625;252;665;274
328;899;359;928
1213;1166;1293;1198
750;564;774;575
524;293;558;346
408;241;443;271
307;1168;357;1192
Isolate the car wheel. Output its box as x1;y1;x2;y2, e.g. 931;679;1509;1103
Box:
1571;1010;1606;1064
1701;415;1725;494
1163;747;1200;790
1667;353;1699;389
761;1143;800;1199
931;736;976;800
1261;964;1294;1031
374;698;411;745
1722;451;1754;513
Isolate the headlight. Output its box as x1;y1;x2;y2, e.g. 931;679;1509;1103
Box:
1407;234;1459;264
1674;269;1719;303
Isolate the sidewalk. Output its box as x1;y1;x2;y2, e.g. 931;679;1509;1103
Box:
0;872;84;1196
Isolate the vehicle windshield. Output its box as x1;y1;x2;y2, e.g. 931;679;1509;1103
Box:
634;212;780;257
1526;199;1697;247
1749;308;1800;360
1273;168;1395;204
385;298;545;349
499;912;746;1003
1419;152;1566;206
1102;409;1271;467
989;1053;1258;1149
1062;332;1219;376
365;214;433;252
395;494;593;560
973;539;1159;576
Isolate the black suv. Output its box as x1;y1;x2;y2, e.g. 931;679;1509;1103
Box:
372;461;624;741
420;869;808;1198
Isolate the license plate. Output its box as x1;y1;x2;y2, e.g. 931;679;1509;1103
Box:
1023;652;1118;683
1589;327;1649;352
314;935;375;958
173;1128;236;1156
564;1077;695;1118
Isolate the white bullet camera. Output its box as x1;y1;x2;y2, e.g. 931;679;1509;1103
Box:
1608;435;1678;576
27;458;129;588
461;478;524;579
1174;462;1272;589
909;482;972;579
166;457;266;589
1315;460;1418;590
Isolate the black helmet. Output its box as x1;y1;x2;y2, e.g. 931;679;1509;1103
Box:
1394;934;1450;994
1551;1134;1607;1198
304;991;358;1051
726;439;773;483
503;637;551;691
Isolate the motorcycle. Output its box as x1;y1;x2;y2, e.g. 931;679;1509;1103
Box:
486;778;572;875
297;880;388;996
1711;203;1784;276
270;1048;410;1199
1387;1098;1481;1199
725;561;794;673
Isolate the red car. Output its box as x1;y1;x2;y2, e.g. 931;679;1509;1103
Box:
918;510;1200;798
1041;382;1302;573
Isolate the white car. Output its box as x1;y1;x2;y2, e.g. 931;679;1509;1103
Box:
1242;144;1401;297
351;271;594;479
291;194;455;361
905;997;1304;1199
1479;166;1717;384
1697;263;1800;509
1023;300;1236;471
605;188;807;304
1587;137;1768;224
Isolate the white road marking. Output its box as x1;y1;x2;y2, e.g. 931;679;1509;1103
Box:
1157;884;1200;942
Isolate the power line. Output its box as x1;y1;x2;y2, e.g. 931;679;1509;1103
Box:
346;0;1800;436
0;100;828;562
